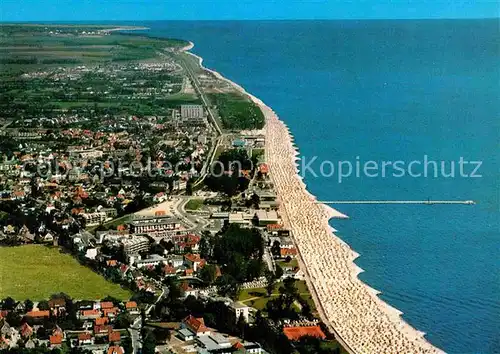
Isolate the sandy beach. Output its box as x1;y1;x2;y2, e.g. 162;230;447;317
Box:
182;43;444;353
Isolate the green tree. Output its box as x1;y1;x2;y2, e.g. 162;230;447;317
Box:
142;328;156;354
200;264;217;285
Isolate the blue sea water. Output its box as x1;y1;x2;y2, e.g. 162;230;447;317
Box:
131;20;499;353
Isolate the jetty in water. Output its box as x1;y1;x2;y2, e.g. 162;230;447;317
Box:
318;200;476;205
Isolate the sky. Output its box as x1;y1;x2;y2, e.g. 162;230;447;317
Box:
0;0;498;22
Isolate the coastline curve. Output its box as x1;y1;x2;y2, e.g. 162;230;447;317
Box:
181;42;444;354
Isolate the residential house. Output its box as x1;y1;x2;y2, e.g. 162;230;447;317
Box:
20;323;33;338
107;345;124;354
0;321;12;337
184;253;206;272
108;331;120;343
78;332;94;346
181;315;210;337
125;301;139;315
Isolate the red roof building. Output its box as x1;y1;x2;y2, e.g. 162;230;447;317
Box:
283;325;326;341
26;310;50;318
100;302;114;309
108;331;121;343
108;346;124;354
49;334;63;346
20;323;33;338
182;315;210;335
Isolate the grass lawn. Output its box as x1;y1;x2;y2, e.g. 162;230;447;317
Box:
185;198;204;210
238;280;315;311
0;245;132;301
277;258;298;269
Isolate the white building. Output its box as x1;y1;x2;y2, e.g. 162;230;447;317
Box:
181;104;204;119
229;301;251;323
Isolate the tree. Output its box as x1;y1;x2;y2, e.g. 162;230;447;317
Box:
265;270;276;297
37;300;50;311
121;335;133;354
115;312;131;329
142;328;156;354
199;264;217;285
275;264;284;279
186;179;193;196
271;240;281;258
24;299;34;312
154;327;171;344
199;235;211;259
1;297;16;310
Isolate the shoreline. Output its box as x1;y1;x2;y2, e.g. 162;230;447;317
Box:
181;43;443;353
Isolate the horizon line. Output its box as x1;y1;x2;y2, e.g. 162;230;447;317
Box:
1;17;499;24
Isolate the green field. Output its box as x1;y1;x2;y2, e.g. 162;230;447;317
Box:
0;245;132;301
185;198;204;210
238;280;315;311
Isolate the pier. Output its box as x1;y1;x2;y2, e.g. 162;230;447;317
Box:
318;200;476;205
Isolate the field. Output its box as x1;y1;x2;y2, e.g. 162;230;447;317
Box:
0;245;132;301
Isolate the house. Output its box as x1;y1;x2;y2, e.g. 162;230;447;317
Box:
99;302;114;310
102;307;118;318
20;323;33;338
25;338;36;349
180;282;198;298
95;317;109;326
108;331;121;343
184;253;206;272
80;309;101;320
94;325;112;336
78;332;94;346
229;301;251;322
181;315;210;336
125;301;139;314
49;333;63;347
107;345;124;354
164;255;184;268
26;310;50;319
0;336;9;350
0;321;12;337
280;248;298;258
282;325;326;341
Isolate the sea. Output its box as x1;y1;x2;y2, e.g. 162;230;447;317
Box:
128;20;499;353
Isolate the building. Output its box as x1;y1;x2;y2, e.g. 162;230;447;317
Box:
282;325;326;341
181;104;204;119
229;301;250;322
82;212;107;227
78;332;94;346
178;328;195;341
228;212;251;226
196;332;231;352
181;315;210;336
135;254;166;268
184;253;206;272
255;210;279;226
121;236;150;256
129;215;181;236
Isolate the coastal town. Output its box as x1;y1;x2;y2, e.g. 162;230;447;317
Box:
0;25;345;354
0;23;448;354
